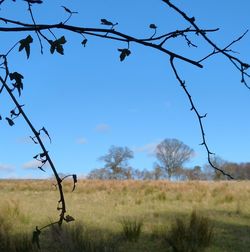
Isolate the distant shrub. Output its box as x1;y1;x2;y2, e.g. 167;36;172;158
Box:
120;218;143;242
144;186;155;196
235;199;242;215
156;191;167;201
224;193;234;203
166;211;213;252
175;192;182;201
135;198;142;205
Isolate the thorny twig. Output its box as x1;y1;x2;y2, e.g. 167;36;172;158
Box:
170;56;234;179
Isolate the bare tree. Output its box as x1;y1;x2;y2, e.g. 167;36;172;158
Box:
155;138;194;179
151;163;167;180
99;146;134;179
87;167;112;180
184;165;204;181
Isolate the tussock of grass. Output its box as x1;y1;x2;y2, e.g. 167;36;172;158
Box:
0;212;37;252
166;210;213;252
46;223;118;252
120;217;143;242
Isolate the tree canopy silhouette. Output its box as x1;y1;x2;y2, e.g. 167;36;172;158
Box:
99;145;134;180
156;138;194;179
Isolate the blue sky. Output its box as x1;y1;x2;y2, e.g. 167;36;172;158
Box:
0;0;250;178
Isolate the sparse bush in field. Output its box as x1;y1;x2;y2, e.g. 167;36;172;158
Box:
1;229;9;251
13;233;37;252
0;213;37;252
120;218;143;242
214;192;235;205
0;233;36;252
224;193;234;203
175;192;182;201
166;211;213;252
144;186;155;196
156;191;167;201
235;199;242;215
150;224;166;240
0;201;37;252
48;223;117;252
135;198;142;205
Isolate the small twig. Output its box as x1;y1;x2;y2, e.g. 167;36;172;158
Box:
39;221;59;231
48;28;57;39
63;13;72;25
148;28;219;43
4;41;19;57
183;33;197;47
198;49;217;63
27;2;43;54
198;30;249;63
159;27;199;47
61;5;78;24
224;30;249;51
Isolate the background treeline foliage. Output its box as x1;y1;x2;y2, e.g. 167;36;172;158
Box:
87;163;250;181
87;140;250;180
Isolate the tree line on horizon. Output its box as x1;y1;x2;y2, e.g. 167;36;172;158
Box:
87;138;250;181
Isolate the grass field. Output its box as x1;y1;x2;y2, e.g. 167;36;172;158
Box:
0;179;250;251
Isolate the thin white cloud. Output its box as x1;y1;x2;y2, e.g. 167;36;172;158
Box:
133;142;159;156
76;137;88;145
95;123;110;133
17;135;47;144
0;163;14;172
16;136;33;144
22;160;49;170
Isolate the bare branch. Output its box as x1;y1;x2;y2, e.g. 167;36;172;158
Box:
27;2;44;54
0;55;68;227
169;56;234;179
0;22;203;67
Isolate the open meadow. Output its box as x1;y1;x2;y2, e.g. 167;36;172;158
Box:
0;179;250;251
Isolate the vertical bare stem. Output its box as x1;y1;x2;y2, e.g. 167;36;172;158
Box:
0;55;66;225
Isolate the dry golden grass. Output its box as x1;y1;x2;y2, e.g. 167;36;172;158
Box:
0;179;250;251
